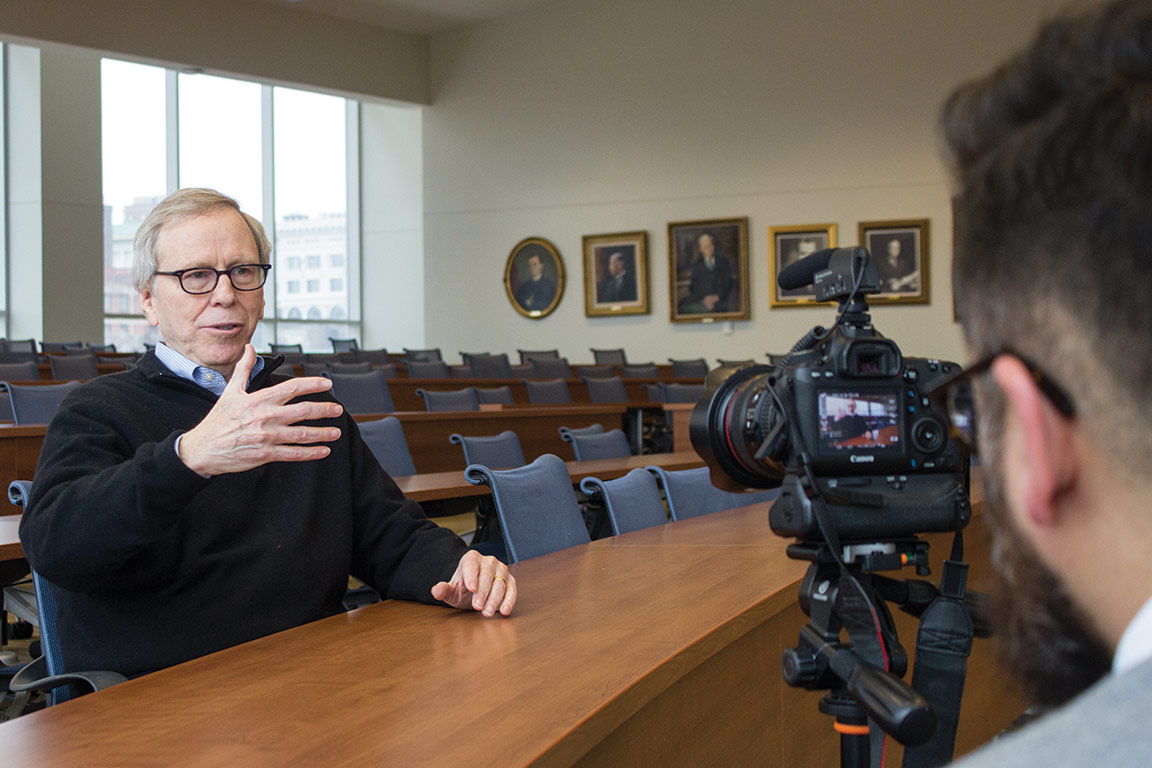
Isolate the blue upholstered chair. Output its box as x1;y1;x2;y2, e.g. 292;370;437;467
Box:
48;353;99;381
403;347;443;363
465;454;590;563
580;469;669;535
0;381;81;425
406;360;452;379
658;382;707;404
517;349;559;364
558;423;605;443
270;343;303;354
591;348;627;366
475;385;515;405
329;337;359;355
568;429;631;461
40;342;84;354
574;365;614;379
669;358;709;378
357;417;418;477
522;378;572;404
327;361;373;374
7;481;128;707
321;371;395;414
646;466;780;521
357;348;392;366
528;357;572;379
0;361;41;381
584;376;628;403
416;387;480;412
467;353;514;379
449;430;525;469
618;363;659;379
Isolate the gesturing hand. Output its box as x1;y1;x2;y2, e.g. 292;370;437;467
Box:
177;344;345;477
431;550;517;617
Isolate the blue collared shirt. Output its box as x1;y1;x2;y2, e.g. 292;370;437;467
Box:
154;342;265;397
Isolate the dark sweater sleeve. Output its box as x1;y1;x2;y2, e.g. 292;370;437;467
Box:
19;384;213;592
343;417;468;604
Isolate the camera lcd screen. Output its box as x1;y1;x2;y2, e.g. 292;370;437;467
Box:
817;391;901;454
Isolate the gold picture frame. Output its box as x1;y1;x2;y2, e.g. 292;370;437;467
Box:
857;219;930;305
769;223;838;307
582;231;649;317
667;217;750;323
504;237;565;319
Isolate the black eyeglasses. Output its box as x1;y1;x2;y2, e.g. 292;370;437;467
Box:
154;264;271;295
928;349;1076;455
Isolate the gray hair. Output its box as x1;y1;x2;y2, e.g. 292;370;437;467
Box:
132;188;272;293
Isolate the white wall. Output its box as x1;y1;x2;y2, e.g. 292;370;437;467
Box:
423;0;1062;365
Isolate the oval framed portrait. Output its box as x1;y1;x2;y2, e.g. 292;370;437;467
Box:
504;237;565;319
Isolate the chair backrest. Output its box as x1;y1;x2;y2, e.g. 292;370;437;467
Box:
2;339;37;355
404;347;443;363
659;382;707;404
449;430;525;469
584;376;628;403
458;351;489;365
528;357;572;379
0;361;40;380
467;353;514;379
647;466;780;521
306;353;342;366
40;342;84;353
97;356;131;372
416;387;480;412
357;348;392;366
48;354;99;381
518;349;560;364
372;363;398;379
669;358;709;378
569;429;632;461
558;423;605;442
271;343;303;354
466;454;590;563
67;344;113;355
580;469;669;535
357;417;418;477
591;348;627;365
327;361;373;374
329;337;359;354
406;360;452;379
523;378;572;404
716;358;756;367
618;363;659;379
1;382;81;424
475;385;515;405
574;365;615;379
321;371;395;414
643;383;663;402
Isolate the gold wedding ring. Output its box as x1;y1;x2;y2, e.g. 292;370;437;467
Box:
494;575;507;584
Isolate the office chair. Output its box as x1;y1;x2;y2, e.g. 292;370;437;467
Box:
558;423;605;443
327;361;373;374
405;360;452;379
0;361;40;381
357;348;392;366
659;382;707;403
642;383;662;402
329;338;359;355
357;417;418;478
449;431;525;469
669;358;709;378
371;363;398;379
40;342;84;353
517;349;560;364
574;365;614;379
7;481;128;708
528;357;572;379
467;353;514;379
320;371;395;414
583;376;628;403
0;382;81;425
617;363;659;379
568;429;632;461
590;348;627;366
270;343;303;354
403;348;443;363
416;387;481;412
646;466;779;521
97;356;134;371
475;385;515;405
69;344;115;355
580;469;669;535
465;454;590;563
522;378;572;404
48;354;99;381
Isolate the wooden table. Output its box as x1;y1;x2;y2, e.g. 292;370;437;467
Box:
0;503;1024;766
395;451;705;502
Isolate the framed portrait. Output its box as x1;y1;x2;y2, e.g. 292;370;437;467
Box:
667;217;750;323
858;219;930;305
582;231;649;317
769;223;838;307
504;237;565;319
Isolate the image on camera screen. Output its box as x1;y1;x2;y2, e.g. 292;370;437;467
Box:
817;391;901;453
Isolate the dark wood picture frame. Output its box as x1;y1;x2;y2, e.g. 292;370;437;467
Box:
504;237;565;319
769;223;838;307
582;231;649;317
857;219;930;305
667;217;750;323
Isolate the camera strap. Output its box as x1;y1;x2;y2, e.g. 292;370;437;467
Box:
902;532;973;768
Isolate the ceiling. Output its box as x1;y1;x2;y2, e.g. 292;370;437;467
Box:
253;0;554;35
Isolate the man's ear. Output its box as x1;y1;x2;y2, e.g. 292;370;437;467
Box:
990;355;1077;528
140;287;159;328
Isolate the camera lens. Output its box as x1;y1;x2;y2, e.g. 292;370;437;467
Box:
911;417;946;455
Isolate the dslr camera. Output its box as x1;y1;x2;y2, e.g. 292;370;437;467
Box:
690;247;971;548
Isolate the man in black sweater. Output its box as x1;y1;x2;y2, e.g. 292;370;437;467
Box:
20;188;517;678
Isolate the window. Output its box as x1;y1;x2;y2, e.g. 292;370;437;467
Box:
102;60;360;352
